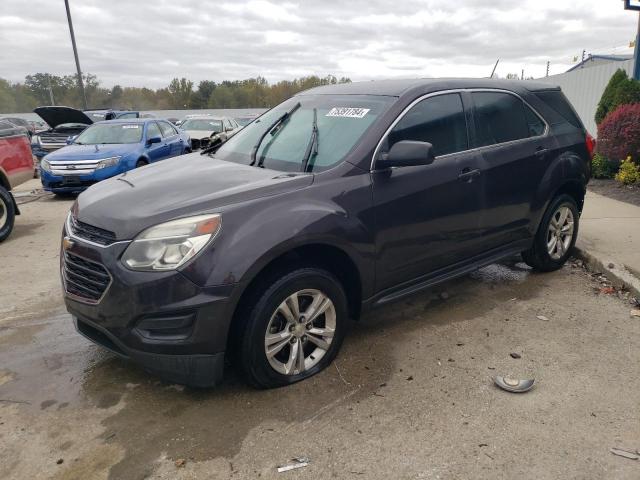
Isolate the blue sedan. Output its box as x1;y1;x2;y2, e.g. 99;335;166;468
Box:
40;118;191;194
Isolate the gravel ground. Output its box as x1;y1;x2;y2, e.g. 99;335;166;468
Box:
1;185;639;480
588;179;640;208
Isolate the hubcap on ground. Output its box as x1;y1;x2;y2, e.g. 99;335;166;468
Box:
264;289;336;376
547;205;574;260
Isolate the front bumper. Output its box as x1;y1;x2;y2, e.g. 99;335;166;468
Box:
41;165;120;193
62;223;237;387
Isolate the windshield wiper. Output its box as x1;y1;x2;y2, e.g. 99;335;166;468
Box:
301;108;318;173
250;102;301;167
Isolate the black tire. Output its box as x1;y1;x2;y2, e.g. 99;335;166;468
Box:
0;186;16;242
522;194;579;272
135;159;148;168
236;268;349;389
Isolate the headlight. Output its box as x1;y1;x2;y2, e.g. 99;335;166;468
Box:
41;158;51;172
121;214;221;271
31;135;41;146
96;156;121;169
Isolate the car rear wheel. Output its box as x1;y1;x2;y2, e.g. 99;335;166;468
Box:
236;268;348;388
0;186;16;242
522;194;579;271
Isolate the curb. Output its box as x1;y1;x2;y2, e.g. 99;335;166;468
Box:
574;246;640;299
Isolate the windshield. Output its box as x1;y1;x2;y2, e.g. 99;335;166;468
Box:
214;95;393;172
181;119;223;132
74;123;143;144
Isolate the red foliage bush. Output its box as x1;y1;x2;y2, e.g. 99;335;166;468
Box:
597;103;640;163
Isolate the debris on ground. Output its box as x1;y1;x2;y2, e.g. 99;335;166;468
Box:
600;286;616;295
509;352;521;359
536;315;549;321
610;447;639;460
175;458;186;468
494;376;535;393
56;459;64;465
277;457;310;473
406;375;413;381
630;309;640;318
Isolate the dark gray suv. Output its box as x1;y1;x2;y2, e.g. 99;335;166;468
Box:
61;79;593;388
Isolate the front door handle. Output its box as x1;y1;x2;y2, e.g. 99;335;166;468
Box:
458;168;481;182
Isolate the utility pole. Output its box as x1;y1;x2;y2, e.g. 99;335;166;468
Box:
490;59;500;79
635;11;640;80
521;69;524;80
64;0;87;109
546;61;550;77
47;74;55;105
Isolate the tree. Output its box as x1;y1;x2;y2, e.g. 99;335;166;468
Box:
595;69;640;125
167;77;193;109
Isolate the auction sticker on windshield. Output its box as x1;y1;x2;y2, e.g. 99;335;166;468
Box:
326;107;370;118
122;125;140;129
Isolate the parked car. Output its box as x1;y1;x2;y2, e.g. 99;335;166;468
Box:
28;120;49;133
0;117;35;137
0;120;35;241
234;113;261;127
41;118;190;195
31;107;140;161
180;115;241;150
62;78;593;388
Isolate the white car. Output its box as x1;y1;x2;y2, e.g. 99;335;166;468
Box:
180;116;241;150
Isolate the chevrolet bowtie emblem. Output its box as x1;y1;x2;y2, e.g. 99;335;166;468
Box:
62;236;75;250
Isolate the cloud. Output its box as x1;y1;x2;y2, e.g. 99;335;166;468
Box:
0;0;636;88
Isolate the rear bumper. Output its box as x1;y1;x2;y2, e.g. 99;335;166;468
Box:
74;315;225;387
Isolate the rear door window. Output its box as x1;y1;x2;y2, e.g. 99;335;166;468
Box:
159;121;177;137
524;105;546;137
472;92;530;147
388;93;468;157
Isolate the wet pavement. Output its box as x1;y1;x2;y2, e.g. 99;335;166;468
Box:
2;256;640;480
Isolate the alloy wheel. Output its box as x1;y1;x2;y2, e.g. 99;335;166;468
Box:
264;289;336;375
546;205;574;260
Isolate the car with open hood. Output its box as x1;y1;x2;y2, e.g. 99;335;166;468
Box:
180;115;240;150
40;118;190;195
31;107;140;161
62;78;593;388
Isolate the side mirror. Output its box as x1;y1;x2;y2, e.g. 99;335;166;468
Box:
376;140;436;170
147;135;162;145
66;135;77;145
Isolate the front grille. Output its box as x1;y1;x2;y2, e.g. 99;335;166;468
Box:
39;132;73;145
69;215;117;246
62;251;111;302
49;159;101;176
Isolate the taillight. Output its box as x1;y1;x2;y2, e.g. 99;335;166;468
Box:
585;132;596;159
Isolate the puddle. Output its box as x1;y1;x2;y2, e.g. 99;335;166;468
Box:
0;259;546;480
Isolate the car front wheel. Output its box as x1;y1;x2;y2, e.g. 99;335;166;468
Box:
237;268;348;388
522;194;579;271
0;186;16;242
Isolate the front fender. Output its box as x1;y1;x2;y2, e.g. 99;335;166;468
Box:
179;174;375;299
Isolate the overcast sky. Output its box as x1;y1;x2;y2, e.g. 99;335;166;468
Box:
0;0;637;89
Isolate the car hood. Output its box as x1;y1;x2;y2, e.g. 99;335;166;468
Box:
76;153;314;239
184;129;218;139
34;106;93;129
45;143;137;160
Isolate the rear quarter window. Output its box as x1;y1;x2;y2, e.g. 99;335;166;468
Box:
534;90;583;129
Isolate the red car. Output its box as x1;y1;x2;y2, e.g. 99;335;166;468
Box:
0;119;35;241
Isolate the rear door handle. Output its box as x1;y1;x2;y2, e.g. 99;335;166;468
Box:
458;168;481;182
534;147;549;157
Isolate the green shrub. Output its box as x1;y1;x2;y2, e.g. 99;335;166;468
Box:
595;69;640;125
591;153;616;179
615;156;640;185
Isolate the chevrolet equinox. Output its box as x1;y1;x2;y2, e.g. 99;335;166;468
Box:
61;79;593;388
